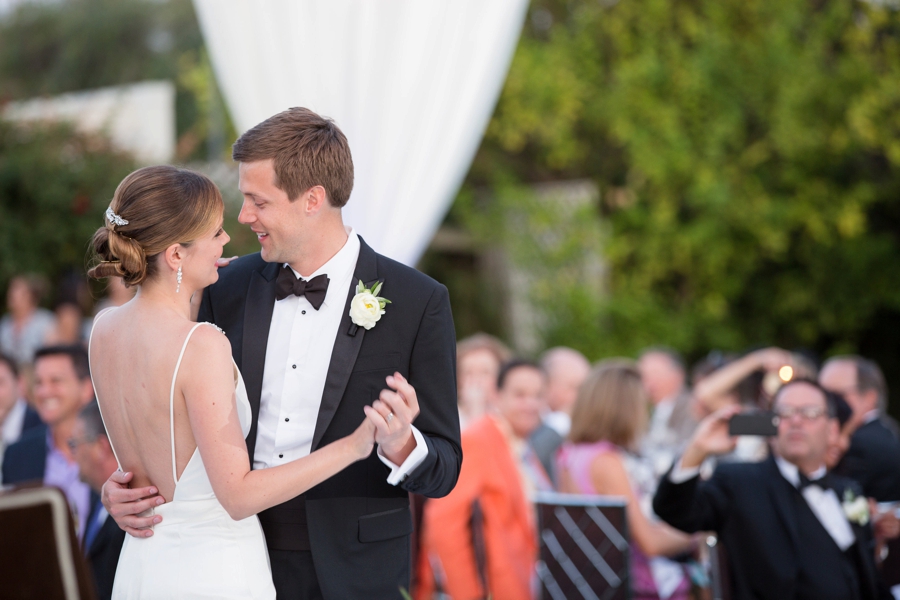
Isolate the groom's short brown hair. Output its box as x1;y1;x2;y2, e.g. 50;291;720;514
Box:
232;107;354;207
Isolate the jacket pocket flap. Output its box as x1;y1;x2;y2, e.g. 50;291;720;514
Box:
353;352;401;373
358;506;412;543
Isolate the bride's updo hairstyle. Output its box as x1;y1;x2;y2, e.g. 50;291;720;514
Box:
88;166;223;287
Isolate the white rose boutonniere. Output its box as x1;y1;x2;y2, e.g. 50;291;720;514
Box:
843;488;870;526
349;280;391;330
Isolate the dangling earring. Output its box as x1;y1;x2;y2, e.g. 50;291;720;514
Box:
176;266;183;293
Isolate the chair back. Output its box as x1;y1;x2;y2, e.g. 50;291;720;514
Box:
0;485;97;600
534;491;630;600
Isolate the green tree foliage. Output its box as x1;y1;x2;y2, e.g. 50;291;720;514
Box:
0;120;135;293
464;0;900;366
0;0;233;161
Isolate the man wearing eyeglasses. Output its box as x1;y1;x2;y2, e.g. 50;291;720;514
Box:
69;401;124;600
653;379;891;600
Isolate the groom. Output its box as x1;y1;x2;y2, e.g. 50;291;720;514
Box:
105;108;462;598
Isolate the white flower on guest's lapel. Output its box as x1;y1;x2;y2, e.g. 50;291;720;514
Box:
349;280;391;330
843;488;870;526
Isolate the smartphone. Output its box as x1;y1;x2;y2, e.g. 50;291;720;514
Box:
728;411;779;437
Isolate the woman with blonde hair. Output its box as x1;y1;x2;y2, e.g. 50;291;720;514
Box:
557;359;697;600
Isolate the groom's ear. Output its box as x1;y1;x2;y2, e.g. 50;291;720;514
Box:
303;185;329;215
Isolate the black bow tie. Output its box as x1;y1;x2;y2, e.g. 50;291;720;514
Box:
274;268;330;309
798;471;832;491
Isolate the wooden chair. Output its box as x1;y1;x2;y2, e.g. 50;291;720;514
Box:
0;485;97;600
534;492;630;600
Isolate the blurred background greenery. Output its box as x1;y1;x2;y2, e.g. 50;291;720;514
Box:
3;0;900;408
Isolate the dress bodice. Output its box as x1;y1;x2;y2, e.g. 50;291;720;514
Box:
91;316;275;599
172;355;252;501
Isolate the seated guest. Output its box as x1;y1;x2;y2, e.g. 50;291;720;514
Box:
418;359;551;600
820;355;900;502
654;379;892;600
1;345;93;540
0;352;42;481
557;359;695;600
456;333;511;431
69;402;124;600
638;347;697;476
530;347;590;482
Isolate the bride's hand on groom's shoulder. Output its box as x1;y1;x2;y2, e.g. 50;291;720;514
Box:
363;372;420;465
102;470;166;538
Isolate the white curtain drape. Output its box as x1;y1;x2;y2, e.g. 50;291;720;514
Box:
192;0;529;266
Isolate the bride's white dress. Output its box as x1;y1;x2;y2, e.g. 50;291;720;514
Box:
91;320;276;599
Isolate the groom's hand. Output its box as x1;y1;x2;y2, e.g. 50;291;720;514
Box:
102;470;166;537
364;372;420;465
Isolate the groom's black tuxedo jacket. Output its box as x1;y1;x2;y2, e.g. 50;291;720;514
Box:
198;238;461;598
653;456;891;600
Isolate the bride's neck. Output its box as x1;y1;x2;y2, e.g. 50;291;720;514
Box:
134;278;195;320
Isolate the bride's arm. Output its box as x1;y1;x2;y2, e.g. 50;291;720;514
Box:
181;328;375;521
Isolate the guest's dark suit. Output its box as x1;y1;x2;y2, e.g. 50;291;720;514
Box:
529;422;563;485
2;423;48;484
653;456;891;600
84;502;126;600
198;238;461;599
837;417;900;501
21;405;43;433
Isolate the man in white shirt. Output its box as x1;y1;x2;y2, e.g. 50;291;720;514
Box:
653;379;891;600
529;346;589;482
639;347;697;475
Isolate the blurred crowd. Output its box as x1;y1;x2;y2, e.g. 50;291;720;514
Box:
410;335;900;600
0;273;133;599
4;272;900;599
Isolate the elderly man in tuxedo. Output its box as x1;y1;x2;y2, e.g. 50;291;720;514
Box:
819;355;900;502
654;379;891;600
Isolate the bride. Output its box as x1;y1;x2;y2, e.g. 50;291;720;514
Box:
87;165;375;599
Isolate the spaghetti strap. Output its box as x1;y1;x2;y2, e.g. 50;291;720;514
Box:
88;307;123;470
170;322;208;485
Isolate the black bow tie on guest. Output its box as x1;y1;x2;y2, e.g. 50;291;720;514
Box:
797;471;832;491
274;267;330;309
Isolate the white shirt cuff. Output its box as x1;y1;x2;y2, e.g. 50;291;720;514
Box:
669;457;701;484
377;425;428;486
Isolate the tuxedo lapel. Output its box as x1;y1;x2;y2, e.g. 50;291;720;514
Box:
311;239;378;451
833;480;882;599
765;457;801;553
242;261;280;457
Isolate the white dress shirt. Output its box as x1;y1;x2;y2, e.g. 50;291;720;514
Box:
670;455;856;550
544;411;571;437
0;398;28;482
1;398;27;447
773;457;856;551
253;229;426;484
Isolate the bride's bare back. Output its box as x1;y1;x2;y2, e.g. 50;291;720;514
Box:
89;303;220;502
89;165;374;526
